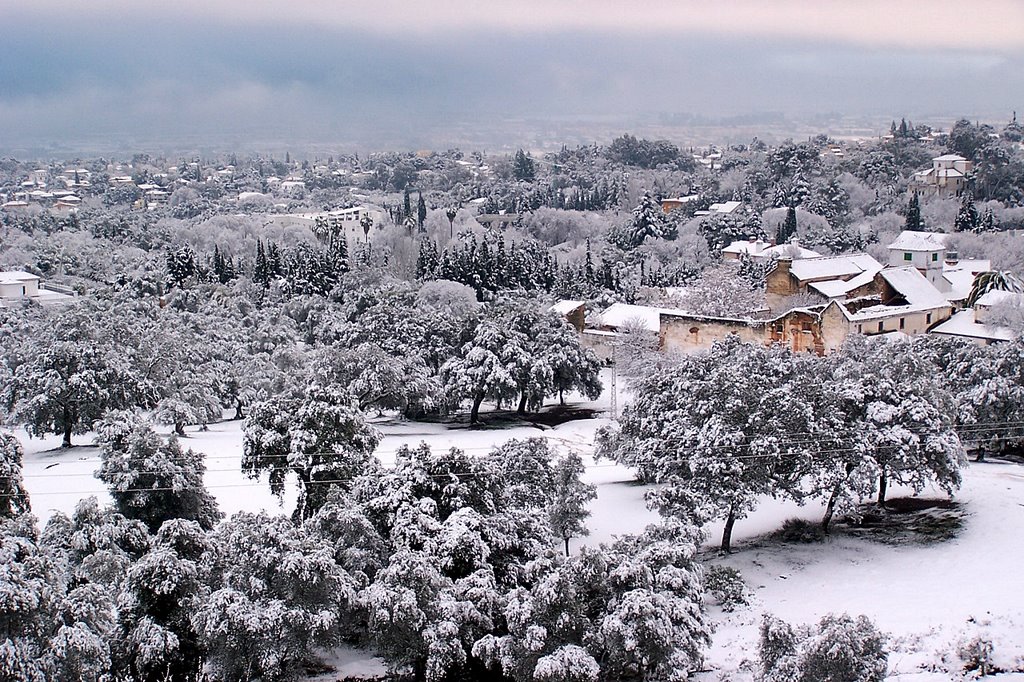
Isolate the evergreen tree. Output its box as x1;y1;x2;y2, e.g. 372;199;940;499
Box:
904;192;923;231
548;451;596;556
403;187;412;220
777;206;798;244
513;149;536;182
95;411;222;532
254;239;269;286
417;192;427;229
955;191;980;232
0;432;30;518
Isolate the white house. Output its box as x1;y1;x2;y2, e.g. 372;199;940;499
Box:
266;206;383;245
0;271;76;307
910;154;972;197
886;230;990;300
888;230;948;287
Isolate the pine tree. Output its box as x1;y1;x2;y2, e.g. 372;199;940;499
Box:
254;239;269;286
403;187;412;219
904;192;923;231
979;207;998;233
777;206;798;244
513;149;536;182
955;191;980;232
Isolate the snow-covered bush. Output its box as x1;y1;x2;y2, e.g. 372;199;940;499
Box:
776;518;825;544
705;565;748;612
957;635;997;676
759;613;888;682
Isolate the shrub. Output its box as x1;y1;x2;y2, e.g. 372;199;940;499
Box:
705;565;749;612
957;635;997;676
759;613;888;682
777;518;825;544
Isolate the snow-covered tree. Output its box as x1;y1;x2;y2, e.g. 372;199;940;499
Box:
0;432;30;519
114;519;210;681
193;512;357;681
440;319;521;423
813;338;964;531
95;411;222;532
243;383;381;520
4;326;136;447
549;451;596;556
600;336;820;552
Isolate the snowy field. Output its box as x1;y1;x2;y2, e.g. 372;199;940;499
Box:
16;368;1024;680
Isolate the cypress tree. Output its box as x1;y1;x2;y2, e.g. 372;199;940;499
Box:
905;192;923;231
417;192;427;229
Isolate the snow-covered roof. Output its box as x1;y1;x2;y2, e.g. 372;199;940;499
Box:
722;239;772;256
930;309;1015;343
549;300;585;315
764;242;822;260
789;254;882;282
942;269;978;302
933;154;967;162
808;272;874;299
596;303;686;332
976;290;1024;308
0;271;40;284
879;267;949;308
663;194;699;204
888;230;948;252
709;200;742;214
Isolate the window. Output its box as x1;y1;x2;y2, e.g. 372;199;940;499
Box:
878;321;884;332
857;324;862;333
904;252;913;261
801;322;811;332
926;313;932;324
899;317;905;330
932;253;939;262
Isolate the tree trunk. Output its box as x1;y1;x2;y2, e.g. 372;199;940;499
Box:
234;398;245;420
62;419;73;448
175;421;186;437
470;394;485;424
975;447;986;463
822;485;841;535
564;536;571;557
517;392;528;416
721;506;737;554
559;389;565;405
877;469;888;507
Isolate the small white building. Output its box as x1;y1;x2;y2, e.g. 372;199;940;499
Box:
910;154;972;197
266;206;383;245
888;230;948;287
0;271;76;307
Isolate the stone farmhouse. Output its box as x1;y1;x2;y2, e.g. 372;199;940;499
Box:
555;230;986;358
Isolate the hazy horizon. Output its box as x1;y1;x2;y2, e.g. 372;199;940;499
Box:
2;0;1021;157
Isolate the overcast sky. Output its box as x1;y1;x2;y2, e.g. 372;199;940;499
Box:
1;0;1021;153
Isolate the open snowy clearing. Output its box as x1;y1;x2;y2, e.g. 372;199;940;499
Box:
15;378;1024;680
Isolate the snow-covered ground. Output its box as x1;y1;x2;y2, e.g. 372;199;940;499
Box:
16;366;1024;679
